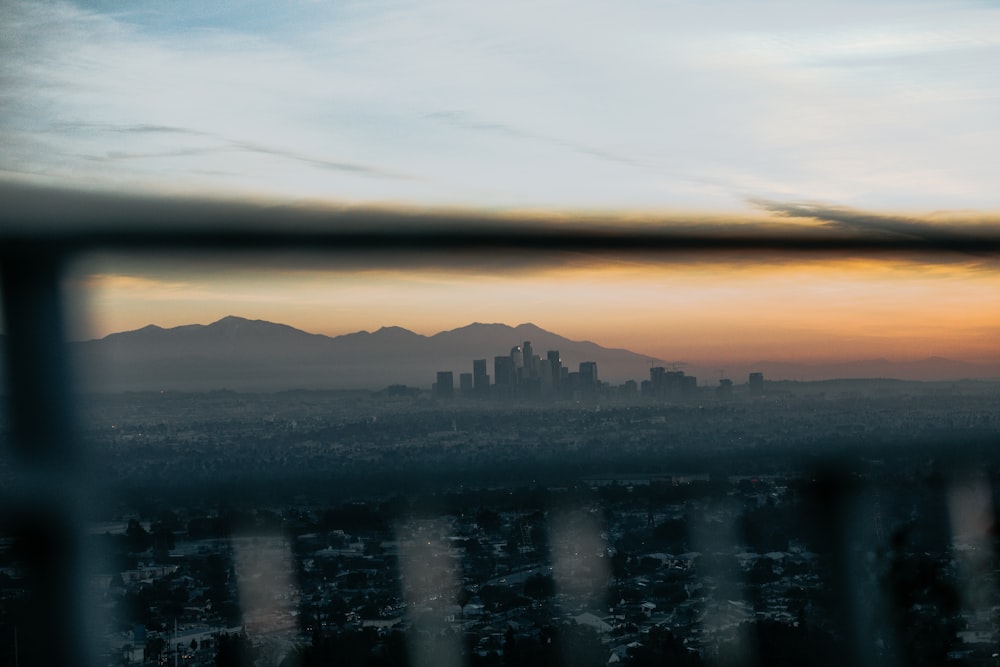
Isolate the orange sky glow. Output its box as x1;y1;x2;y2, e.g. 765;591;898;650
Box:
69;253;1000;366
6;1;1000;372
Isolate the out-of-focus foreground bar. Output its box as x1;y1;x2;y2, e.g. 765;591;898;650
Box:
3;181;1000;255
2;182;999;666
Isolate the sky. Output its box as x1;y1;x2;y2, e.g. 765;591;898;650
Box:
4;0;1000;366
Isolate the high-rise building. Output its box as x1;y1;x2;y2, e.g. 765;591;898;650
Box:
510;345;523;369
665;370;685;396
749;372;764;396
547;350;562;390
522;341;534;378
472;359;489;395
539;358;553;393
579;361;598;387
649;366;666;396
459;372;473;394
494;356;515;397
434;371;454;398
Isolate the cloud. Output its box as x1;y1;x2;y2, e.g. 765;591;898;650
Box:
423;110;647;169
226;141;409;179
2;1;1000;210
48;122;206;136
751;198;1000;240
51;121;408;178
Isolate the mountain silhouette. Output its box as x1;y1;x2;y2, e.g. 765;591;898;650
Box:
69;316;653;392
66;316;1000;392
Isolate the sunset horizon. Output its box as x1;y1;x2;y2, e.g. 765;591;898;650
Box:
66;306;1000;370
4;0;1000;374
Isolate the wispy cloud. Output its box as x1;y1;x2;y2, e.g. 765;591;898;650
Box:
53;121;408;177
227;140;409;178
750;198;1000;269
2;0;999;210
751;198;1000;240
49;122;206;136
423;110;647;169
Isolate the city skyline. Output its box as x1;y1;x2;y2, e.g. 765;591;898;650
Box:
59;313;1000;390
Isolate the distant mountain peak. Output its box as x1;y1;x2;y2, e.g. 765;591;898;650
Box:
208;315;282;328
446;322;511;330
374;325;417;334
213;315;253;324
441;321;554;336
370;326;423;340
511;322;548;333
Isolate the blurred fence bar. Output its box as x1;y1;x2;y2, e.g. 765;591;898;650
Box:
2;186;999;665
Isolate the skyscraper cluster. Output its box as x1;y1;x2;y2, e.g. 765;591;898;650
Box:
432;344;766;401
433;341;599;400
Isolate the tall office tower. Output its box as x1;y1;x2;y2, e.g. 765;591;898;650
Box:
434;371;454;398
579;361;598;387
539;358;553;393
510;345;524;394
522;341;534;378
650;366;666;396
749;372;764;396
510;345;523;368
459;372;473;394
472;359;489;395
547;350;562;389
665;371;685;396
623;379;639;398
494;356;515;397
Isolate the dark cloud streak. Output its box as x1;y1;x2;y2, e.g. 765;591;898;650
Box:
750;198;1000;265
750;198;991;240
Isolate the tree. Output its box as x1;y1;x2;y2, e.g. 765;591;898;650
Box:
457;588;473;618
611;549;628;584
127;519;151;553
502;626;519;665
151;522;175;554
476;508;501;534
144;636;165;664
523;574;555;600
215;631;255;667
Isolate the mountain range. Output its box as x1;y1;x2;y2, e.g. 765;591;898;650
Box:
55;316;1000;392
69;316;651;392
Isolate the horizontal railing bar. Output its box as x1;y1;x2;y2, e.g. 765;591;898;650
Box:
2;183;999;254
5;230;1000;254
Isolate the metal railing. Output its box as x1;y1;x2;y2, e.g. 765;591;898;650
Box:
2;183;999;666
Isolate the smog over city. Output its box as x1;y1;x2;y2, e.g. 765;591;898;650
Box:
4;0;1000;665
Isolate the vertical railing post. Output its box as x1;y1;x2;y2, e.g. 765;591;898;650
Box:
1;244;92;667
